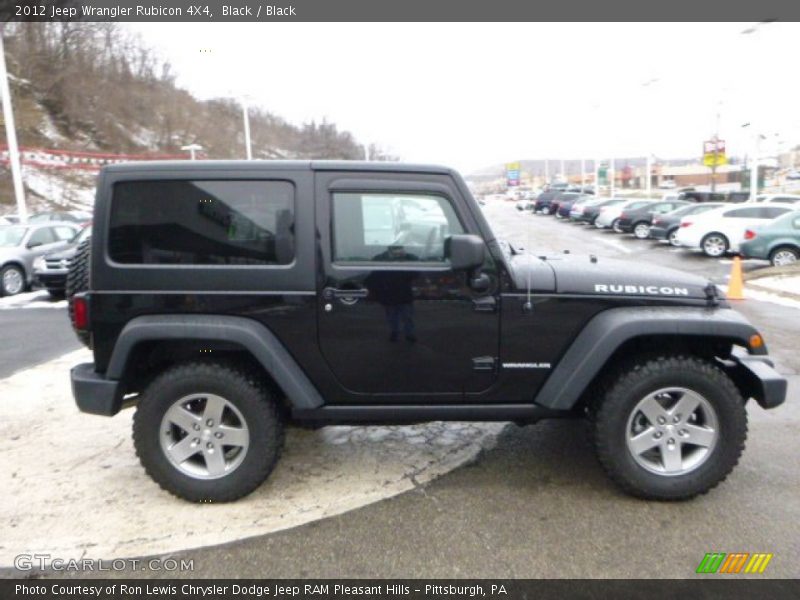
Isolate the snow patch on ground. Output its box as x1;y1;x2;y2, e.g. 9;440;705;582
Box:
0;350;505;563
0;290;65;310
23;167;97;210
749;275;800;297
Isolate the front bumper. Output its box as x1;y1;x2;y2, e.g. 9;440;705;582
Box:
648;225;670;240
33;271;67;290
71;363;123;416
730;353;787;409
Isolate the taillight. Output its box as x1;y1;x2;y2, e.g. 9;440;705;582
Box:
744;229;757;240
652;218;661;225
619;212;628;219
681;221;692;228
73;296;88;329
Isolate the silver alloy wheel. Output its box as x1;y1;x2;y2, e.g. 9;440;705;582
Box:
634;223;650;239
772;249;798;266
703;235;727;257
542;206;551;215
626;387;718;476
668;229;680;246
2;267;24;295
159;393;250;480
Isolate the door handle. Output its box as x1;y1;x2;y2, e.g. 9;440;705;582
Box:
323;287;369;301
472;296;497;313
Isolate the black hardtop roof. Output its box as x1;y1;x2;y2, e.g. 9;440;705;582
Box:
101;160;458;176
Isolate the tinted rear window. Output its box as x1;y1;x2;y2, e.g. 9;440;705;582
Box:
108;180;295;265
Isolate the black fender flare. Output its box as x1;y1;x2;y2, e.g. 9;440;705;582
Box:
106;314;324;410
533;306;764;411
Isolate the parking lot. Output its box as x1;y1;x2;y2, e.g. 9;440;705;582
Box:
1;201;798;579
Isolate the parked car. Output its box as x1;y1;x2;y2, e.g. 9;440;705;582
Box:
739;210;800;266
658;180;677;189
675;204;794;257
617;200;691;239
649;203;728;246
32;226;91;298
515;199;534;211
533;191;561;214
574;198;625;225
556;194;592;219
787;170;800;180
751;194;800;205
29;210;92;225
0;222;80;295
595;199;656;231
550;192;582;217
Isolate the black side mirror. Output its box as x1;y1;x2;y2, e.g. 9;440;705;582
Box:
27;241;42;249
445;234;485;270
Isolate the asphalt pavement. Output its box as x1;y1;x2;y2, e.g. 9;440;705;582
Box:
2;204;798;579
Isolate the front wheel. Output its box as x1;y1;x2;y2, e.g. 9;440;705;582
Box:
593;355;747;500
668;228;680;247
633;222;651;239
770;246;799;267
611;219;623;233
541;206;551;215
133;362;284;502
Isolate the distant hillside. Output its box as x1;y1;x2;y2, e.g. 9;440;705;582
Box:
0;23;388;211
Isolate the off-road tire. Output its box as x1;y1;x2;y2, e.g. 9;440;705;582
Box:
66;238;91;347
133;362;284;503
593;355;747;500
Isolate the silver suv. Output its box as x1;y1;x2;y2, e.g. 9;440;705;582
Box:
0;222;80;296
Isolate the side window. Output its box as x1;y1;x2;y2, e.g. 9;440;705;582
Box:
763;206;790;219
725;207;762;219
793;217;800;230
54;226;76;241
108;180;295;265
28;227;56;246
332;192;464;264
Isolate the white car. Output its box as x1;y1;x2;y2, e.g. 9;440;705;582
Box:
675;203;795;257
595;199;655;231
751;194;800;205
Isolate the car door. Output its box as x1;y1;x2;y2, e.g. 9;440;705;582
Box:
315;173;500;403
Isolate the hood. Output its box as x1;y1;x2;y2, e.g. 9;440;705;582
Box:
508;252;714;300
44;243;79;261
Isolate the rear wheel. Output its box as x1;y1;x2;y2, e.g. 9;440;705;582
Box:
611;219;623;233
542;206;551;215
701;233;729;257
133;362;284;502
1;264;25;296
593;355;747;500
769;246;799;267
633;222;651;239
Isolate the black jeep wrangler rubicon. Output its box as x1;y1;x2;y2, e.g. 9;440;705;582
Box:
68;161;786;503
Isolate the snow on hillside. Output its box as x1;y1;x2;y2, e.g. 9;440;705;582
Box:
23;167;97;211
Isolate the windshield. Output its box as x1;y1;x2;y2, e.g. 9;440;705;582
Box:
0;226;27;247
71;226;91;244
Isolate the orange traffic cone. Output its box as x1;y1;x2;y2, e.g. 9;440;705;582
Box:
727;256;745;300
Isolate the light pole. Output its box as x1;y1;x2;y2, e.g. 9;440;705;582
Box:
241;97;252;160
0;26;27;224
181;144;203;160
741;123;761;202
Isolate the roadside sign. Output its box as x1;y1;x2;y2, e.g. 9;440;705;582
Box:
703;139;727;167
506;161;521;187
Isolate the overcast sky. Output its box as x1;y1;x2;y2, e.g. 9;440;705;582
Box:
128;22;800;173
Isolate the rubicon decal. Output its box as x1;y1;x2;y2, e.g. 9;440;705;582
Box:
696;552;773;574
594;284;690;296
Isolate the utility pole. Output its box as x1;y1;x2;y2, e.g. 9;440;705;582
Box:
610;157;616;198
241;98;252;160
580;157;585;191
0;27;27;224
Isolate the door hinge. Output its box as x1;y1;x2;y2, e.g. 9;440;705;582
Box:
472;356;498;372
